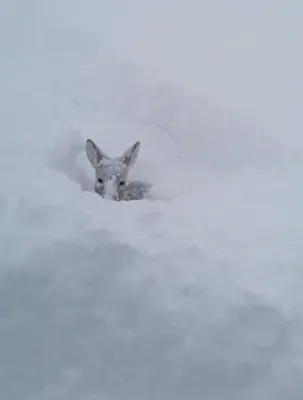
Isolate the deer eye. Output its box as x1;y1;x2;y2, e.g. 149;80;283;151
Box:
97;178;103;184
119;181;125;186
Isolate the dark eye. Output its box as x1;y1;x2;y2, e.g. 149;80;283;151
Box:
119;181;125;186
98;178;103;184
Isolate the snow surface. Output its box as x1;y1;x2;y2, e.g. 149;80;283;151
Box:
1;1;303;399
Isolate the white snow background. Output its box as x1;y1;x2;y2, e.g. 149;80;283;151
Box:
1;1;303;399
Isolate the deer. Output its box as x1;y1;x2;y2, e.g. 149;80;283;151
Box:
85;138;151;201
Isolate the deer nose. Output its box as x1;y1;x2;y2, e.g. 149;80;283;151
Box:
103;178;117;200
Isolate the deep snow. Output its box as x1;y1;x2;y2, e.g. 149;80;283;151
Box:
1;1;303;399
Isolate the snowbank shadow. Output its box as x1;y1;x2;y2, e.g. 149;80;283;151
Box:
0;236;301;400
48;129;94;193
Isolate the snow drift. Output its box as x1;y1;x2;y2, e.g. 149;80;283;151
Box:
1;1;303;400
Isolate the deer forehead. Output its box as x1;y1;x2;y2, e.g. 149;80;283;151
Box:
96;159;127;178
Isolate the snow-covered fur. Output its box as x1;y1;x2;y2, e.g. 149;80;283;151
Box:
85;138;150;201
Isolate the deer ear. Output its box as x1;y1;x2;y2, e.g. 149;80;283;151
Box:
119;141;140;168
85;139;107;167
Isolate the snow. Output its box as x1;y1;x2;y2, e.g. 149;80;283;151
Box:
1;1;303;399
